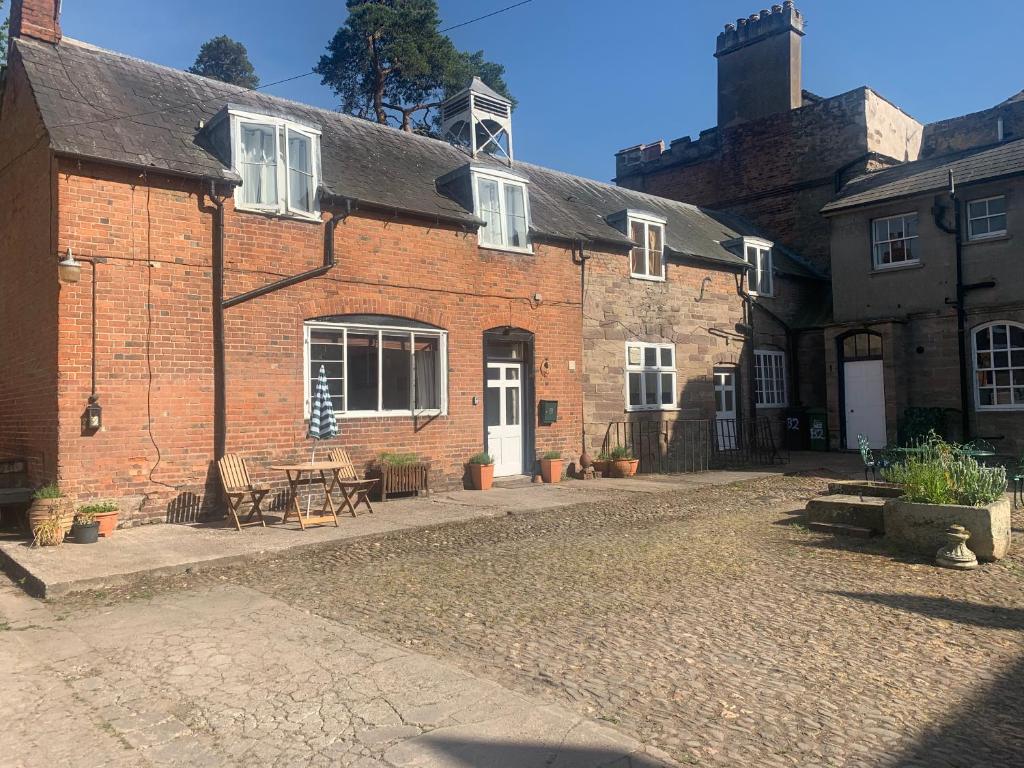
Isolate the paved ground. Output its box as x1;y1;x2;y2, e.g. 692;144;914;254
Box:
5;465;1024;766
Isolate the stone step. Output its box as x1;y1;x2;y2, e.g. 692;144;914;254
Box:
805;494;887;533
827;480;903;498
807;521;876;538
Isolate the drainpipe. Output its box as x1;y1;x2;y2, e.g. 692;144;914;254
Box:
572;239;591;465
736;274;757;419
210;183;227;462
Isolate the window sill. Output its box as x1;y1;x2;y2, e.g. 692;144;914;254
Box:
748;291;774;299
870;262;923;275
629;273;666;283
625;406;680;413
756;403;788;409
975;405;1024;413
235;205;323;224
479;244;534;256
304;410;448;420
965;233;1011;246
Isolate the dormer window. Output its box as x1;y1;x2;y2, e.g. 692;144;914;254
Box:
228;108;321;219
743;237;773;296
628;215;666;281
472;169;531;252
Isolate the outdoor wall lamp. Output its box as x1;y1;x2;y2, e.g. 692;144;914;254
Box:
84;395;102;431
58;247;82;284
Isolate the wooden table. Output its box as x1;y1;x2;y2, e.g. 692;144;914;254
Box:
270;461;348;530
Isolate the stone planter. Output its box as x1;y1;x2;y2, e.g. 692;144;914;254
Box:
883;497;1011;561
539;459;562;484
469;463;494;491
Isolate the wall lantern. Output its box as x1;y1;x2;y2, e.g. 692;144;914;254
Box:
58;248;82;284
84;395;102;431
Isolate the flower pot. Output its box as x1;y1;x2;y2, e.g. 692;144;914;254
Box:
95;510;119;537
612;459;639;478
73;521;100;544
28;498;72;541
592;460;609;478
470;463;494;491
540;459;562;484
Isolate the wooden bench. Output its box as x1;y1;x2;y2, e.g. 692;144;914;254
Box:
217;454;268;531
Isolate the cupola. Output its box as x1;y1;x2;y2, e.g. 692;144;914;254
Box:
441;77;514;165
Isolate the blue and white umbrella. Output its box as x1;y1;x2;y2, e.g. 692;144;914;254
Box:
306;365;338;515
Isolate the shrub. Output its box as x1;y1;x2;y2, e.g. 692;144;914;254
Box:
541;450;561;460
883;436;1006;507
380;452;419;466
75;509;98;525
596;450;612;461
33;483;62;500
609;446;634;461
78;501;118;514
468;452;493;465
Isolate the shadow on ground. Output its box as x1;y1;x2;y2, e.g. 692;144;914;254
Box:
832;592;1024;766
395;736;668;767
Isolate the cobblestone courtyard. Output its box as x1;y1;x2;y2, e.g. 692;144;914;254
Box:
6;471;1024;766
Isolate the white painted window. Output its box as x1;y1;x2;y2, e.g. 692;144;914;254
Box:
628;217;665;280
754;350;787;407
872;213;918;269
473;170;530;252
972;321;1024;411
967;196;1007;241
231;108;321;219
624;342;677;411
304;322;447;418
744;238;773;296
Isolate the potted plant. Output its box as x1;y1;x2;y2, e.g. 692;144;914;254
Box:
592;450;612;478
378;452;431;501
467;452;495;491
539;451;563;484
32;510;67;547
79;501;119;537
610;446;639;478
28;483;72;543
72;508;100;544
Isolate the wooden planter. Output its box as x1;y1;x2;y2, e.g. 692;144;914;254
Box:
540;459;562;484
611;459;639;478
380;462;431;501
470;463;494;491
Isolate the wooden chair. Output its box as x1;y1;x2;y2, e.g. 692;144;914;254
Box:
217;454;268;531
328;448;378;517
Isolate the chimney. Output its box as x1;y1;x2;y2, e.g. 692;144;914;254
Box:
11;0;63;45
715;2;803;129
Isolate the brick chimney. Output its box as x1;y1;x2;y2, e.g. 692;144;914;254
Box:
715;2;803;129
10;0;63;45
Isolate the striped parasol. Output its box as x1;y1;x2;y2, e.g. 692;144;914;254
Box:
306;365;338;515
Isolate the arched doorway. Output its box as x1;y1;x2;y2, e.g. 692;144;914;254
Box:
483;328;535;477
839;331;885;449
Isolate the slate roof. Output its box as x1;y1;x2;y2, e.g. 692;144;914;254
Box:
822;138;1024;213
14;36;821;278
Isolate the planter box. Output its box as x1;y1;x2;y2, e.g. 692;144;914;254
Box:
826;481;903;499
379;462;431;501
883;497;1011;561
469;463;494;491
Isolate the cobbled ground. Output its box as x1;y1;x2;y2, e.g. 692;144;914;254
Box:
62;474;1024;767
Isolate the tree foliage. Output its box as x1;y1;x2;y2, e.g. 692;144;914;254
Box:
1;0;9;68
316;0;514;134
188;35;259;89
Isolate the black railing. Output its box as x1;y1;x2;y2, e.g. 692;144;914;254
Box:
602;417;782;475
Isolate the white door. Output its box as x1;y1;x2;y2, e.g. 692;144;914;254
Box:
714;368;737;450
844;360;886;449
486;362;523;476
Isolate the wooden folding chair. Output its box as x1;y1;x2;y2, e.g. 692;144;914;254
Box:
328;447;378;517
217;454;269;531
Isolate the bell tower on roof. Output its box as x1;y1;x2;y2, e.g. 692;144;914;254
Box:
441;77;514;164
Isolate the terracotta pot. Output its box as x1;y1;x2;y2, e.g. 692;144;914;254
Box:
592;460;609;477
470;463;494;491
540;459;562;484
612;459;639;478
94;510;119;537
28;498;73;541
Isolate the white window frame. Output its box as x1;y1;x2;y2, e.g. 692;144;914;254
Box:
743;237;774;297
972;320;1024;412
303;321;448;419
871;212;919;270
230;108;321;221
628;214;666;281
967;195;1007;241
754;349;787;408
624;342;678;412
471;168;532;253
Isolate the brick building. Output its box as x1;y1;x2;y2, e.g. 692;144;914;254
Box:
0;0;797;524
613;1;1024;454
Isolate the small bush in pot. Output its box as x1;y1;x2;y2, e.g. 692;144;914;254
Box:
468;452;495;491
540;451;563;484
592;450;612;478
72;508;100;544
610;446;639;478
28;484;72;543
79;501;119;537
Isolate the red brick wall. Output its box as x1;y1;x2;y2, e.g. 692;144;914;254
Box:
53;161;583;523
0;52;59;485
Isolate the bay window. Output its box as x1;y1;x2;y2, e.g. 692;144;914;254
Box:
304;320;447;417
625;342;677;411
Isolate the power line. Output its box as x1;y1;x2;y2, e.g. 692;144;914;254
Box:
440;0;535;33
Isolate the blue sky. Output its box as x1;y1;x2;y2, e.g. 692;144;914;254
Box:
55;0;1024;182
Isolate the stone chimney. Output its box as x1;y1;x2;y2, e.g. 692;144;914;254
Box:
10;0;63;45
715;2;803;129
